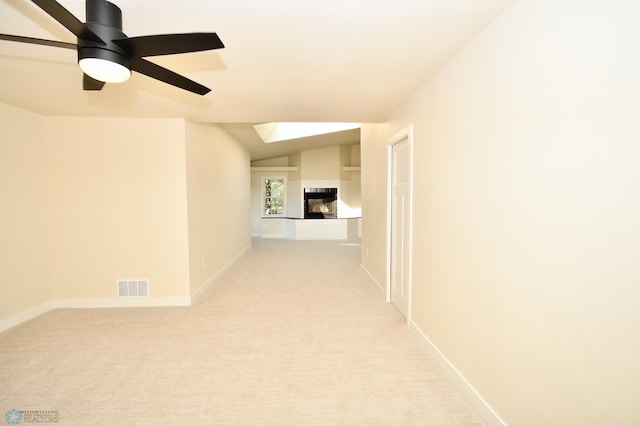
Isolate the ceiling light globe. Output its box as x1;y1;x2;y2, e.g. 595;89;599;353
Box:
79;57;131;83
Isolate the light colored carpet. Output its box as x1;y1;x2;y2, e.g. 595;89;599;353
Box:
0;238;486;425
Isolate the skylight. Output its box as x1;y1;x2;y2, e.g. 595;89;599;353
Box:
253;122;361;144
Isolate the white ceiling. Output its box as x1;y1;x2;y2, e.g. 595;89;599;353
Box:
0;0;513;159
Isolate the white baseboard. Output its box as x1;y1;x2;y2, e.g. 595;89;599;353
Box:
1;296;196;333
360;264;385;297
191;242;252;304
259;233;283;238
408;321;507;426
0;243;253;333
0;300;56;334
1;297;197;334
53;297;191;309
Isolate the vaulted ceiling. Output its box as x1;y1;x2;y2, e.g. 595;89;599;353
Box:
0;0;513;158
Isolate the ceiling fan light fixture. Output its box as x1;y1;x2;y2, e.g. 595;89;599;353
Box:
2;0;223;94
79;57;130;83
78;45;131;83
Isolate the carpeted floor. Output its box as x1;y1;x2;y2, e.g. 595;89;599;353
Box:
0;238;486;425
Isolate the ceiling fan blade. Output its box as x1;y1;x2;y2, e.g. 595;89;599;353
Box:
0;33;76;49
83;73;105;91
31;0;104;44
131;58;211;95
114;33;224;57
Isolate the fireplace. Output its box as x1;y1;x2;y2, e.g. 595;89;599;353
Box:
304;188;337;219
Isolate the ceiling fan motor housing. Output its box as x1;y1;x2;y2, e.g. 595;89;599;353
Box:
1;0;223;94
77;0;131;70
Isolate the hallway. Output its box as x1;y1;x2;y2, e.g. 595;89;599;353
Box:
0;238;486;425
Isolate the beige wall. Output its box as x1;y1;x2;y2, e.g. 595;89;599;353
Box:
300;145;341;180
45;117;191;303
1;109;253;327
339;144;352;181
362;0;640;424
0;103;52;324
287;152;301;180
185;122;251;297
360;123;389;290
251;156;289;167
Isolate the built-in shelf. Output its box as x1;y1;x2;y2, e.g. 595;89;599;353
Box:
342;166;361;171
250;166;299;172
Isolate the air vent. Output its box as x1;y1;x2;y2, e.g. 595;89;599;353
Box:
117;279;149;298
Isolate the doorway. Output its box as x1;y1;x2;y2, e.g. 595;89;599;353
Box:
387;126;413;322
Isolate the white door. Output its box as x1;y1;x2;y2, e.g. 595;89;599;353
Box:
390;137;411;318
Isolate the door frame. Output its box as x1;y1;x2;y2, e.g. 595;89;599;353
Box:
386;125;414;325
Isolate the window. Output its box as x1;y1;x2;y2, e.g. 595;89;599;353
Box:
263;177;286;216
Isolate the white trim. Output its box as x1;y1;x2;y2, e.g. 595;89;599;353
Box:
386;125;414;324
386;146;392;303
260;233;284;238
0;296;195;334
361;265;386;297
408;320;507;426
0;300;56;334
0;244;252;333
250;166;298;172
191;242;252;304
53;297;191;309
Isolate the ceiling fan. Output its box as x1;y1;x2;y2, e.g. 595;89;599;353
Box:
0;0;225;95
